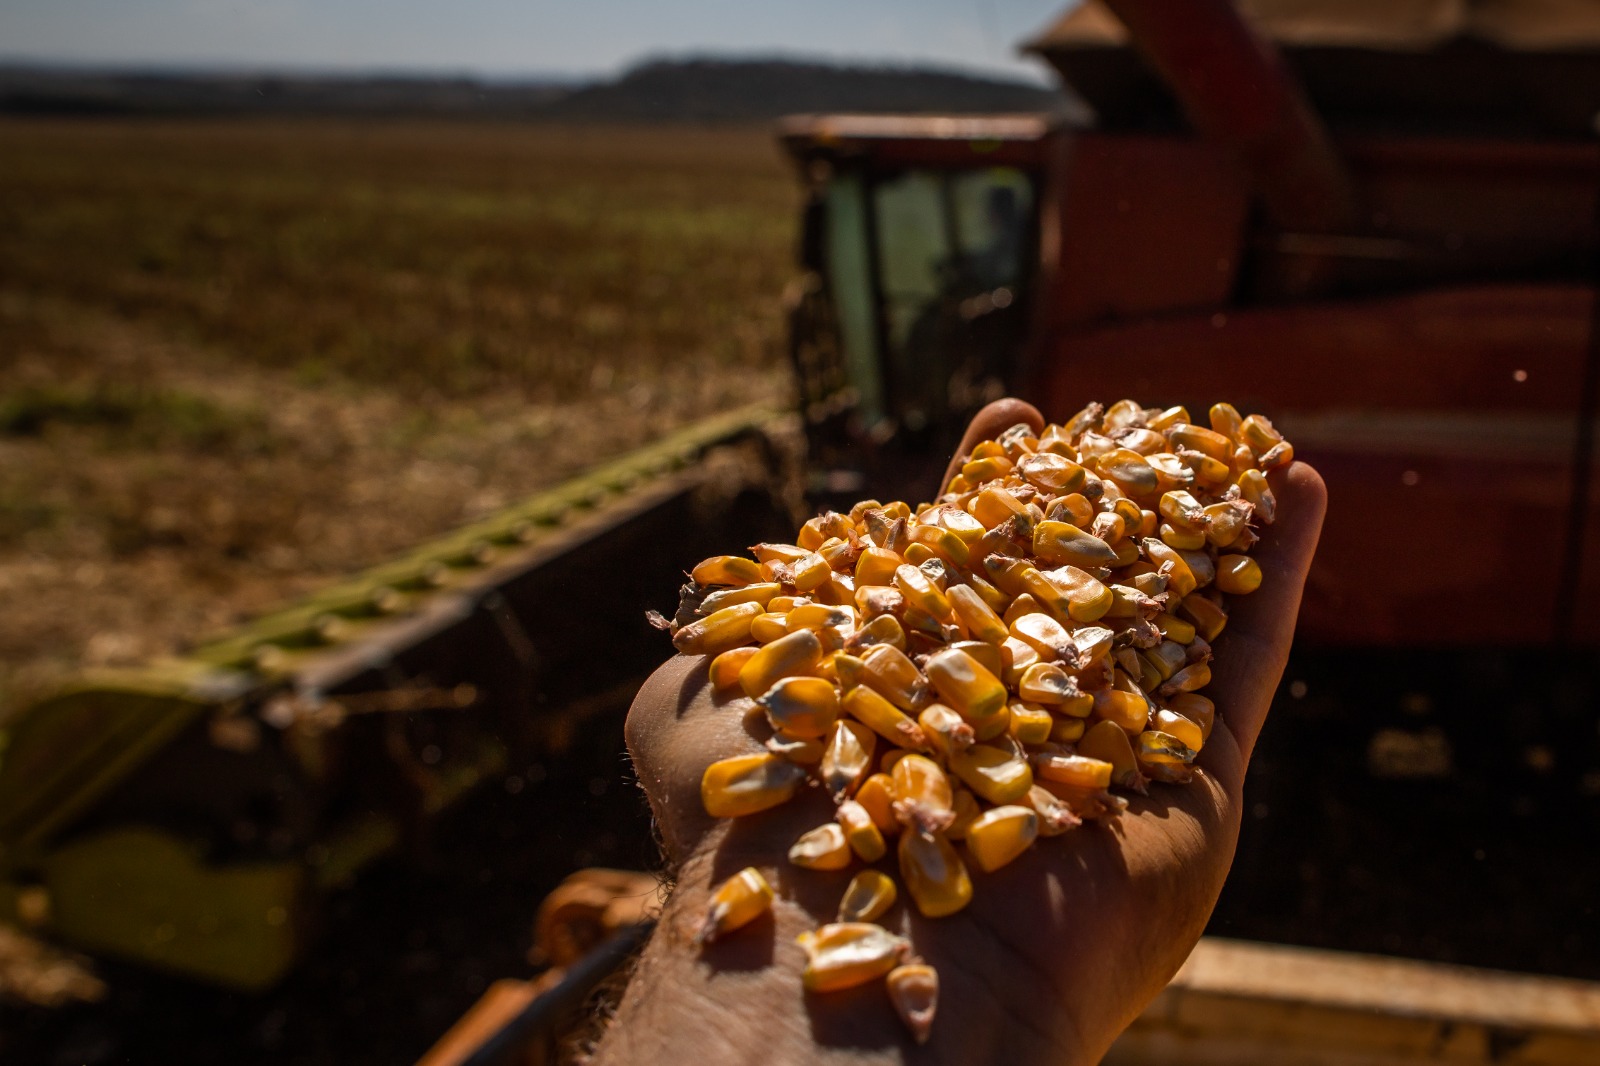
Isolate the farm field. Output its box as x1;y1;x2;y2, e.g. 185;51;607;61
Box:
0;119;798;716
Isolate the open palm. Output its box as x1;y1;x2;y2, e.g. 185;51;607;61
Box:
622;398;1327;1063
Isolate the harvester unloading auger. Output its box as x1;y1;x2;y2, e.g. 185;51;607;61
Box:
0;407;799;988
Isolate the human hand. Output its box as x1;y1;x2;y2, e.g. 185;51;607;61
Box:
605;398;1327;1065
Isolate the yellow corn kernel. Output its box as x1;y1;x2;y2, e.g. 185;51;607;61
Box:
947;583;1008;644
1008;657;1063;699
1177;594;1228;641
925;504;989;545
1209;402;1243;440
790;822;854;870
924;647;1008;726
830;652;863;693
739;628;823;697
1159;662;1211;697
798;922;909;992
750;611;790;644
890;753;955;831
787;603;856;634
709;646;760;690
1215;554;1262;594
1152;612;1196;644
1182;450;1233;486
1137;729;1197;765
1155;708;1204;753
1168;692;1216;742
895;563;954;620
768;594;810;612
766;731;826;764
945;474;973;494
1033;565;1113;623
1017;452;1087;493
1232;442;1258;475
1179;548;1216;589
1147;453;1195;490
1237;468;1277;524
701;753;808;818
854;546;902;586
1094;688;1150;733
948;742;1033;805
879;748;911;775
820;719;876;798
1147;405;1190;432
1097;448;1159;496
817;537;860;572
843;683;927;751
699;582;782;615
909;524;971;568
849;499;886;525
848;613;907;655
1050;715;1086;742
1160;522;1206;551
753;542;810;566
1201;500;1249;547
1034;752;1113;790
1239;412;1284;455
1002;593;1047;625
971;486;1027;529
1259;439;1294;470
790;551;832;592
1032;519;1119;569
898;831;973;918
758;676;840;738
962;572;1009;616
837;800;888;862
799;512;851;550
697;866;773;945
969;439;1006;461
1142;538;1197;598
1045;493;1092;529
838;869;898;924
918;703;976;759
672;601;762;656
860;643;931;712
855;584;905;620
1024;783;1083;836
1090;510;1126;543
1007;701;1053;744
887;963;938;1046
902;542;936;566
981;553;1032;597
1006;615;1067;665
1078;719;1141;788
1168;423;1231;461
1001;636;1039;686
943;787;979;841
964;805;1039;873
1142;640;1187;682
691;554;765;587
854;772;900;835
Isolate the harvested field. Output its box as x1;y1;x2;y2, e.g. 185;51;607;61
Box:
0;119;798;715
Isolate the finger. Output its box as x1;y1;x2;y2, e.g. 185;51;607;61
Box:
940;397;1045;493
1205;461;1327;764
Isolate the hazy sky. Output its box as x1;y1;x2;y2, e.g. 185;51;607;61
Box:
0;0;1077;83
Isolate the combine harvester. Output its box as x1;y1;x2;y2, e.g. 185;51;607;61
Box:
8;1;1600;1062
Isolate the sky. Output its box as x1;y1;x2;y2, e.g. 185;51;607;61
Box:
0;0;1077;84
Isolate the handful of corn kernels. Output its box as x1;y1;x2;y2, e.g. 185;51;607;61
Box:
656;400;1291;1044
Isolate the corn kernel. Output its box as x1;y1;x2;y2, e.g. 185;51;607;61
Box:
948;742;1033;805
1078;719;1142;788
759;676;840;738
1168;692;1216;742
1215;554;1262;594
1137;729;1197;765
964;805;1039;873
860;643;931;712
843;683;928;751
1176;594;1228;641
699;582;782;614
1023;783;1082;836
924;647;1008;727
1094;688;1150;733
798;922;909;991
898;831;972;918
697;867;773;945
750;611;791;644
820;719;876;798
701;753;808;817
854;772;900;835
854;546;902;586
709;646;760;689
837;800;888;862
672;601;762;656
1034;752;1113;790
838;869;898;923
947;583;1009;644
887;963;939;1045
1007;701;1053;745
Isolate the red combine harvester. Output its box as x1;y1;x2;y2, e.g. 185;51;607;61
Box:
784;0;1600;648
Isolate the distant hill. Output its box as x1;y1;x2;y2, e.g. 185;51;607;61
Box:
0;58;1080;122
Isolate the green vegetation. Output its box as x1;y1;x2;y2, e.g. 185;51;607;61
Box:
0;119;797;711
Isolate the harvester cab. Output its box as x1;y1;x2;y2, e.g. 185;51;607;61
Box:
782;114;1060;501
